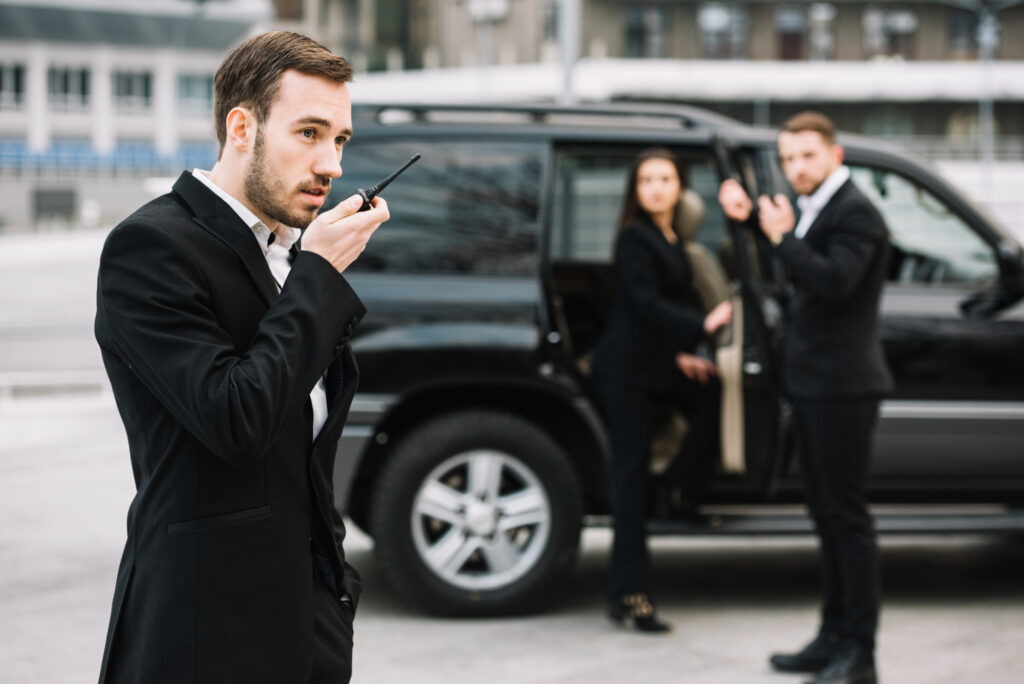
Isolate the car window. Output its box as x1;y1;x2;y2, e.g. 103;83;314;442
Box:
551;149;728;263
330;139;543;275
848;165;997;285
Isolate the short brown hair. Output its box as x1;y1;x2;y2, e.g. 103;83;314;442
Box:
213;31;353;155
781;111;837;145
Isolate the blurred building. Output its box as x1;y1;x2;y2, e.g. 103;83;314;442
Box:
346;1;1024;159
291;0;1019;233
0;0;268;230
586;0;1024;160
1;0;1022;231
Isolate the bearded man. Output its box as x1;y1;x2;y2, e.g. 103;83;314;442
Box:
720;111;892;684
95;31;389;684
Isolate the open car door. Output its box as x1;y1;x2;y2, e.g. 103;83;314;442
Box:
711;136;790;496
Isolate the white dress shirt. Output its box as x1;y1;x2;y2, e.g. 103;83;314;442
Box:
794;165;851;239
192;169;330;441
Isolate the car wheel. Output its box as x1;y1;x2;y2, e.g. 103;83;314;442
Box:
370;410;583;616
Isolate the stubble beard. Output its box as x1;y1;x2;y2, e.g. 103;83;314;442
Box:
792;159;838;196
792;173;824;197
244;128;318;229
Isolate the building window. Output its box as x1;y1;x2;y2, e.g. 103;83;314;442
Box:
0;63;26;110
541;1;558;43
47;138;96;171
808;3;836;60
114;139;163;172
775;6;808;60
178;74;213;116
48;66;90;111
625;6;669;58
698;3;749;60
863;7;918;59
863;104;915;138
949;8;978;60
775;3;835;60
113;71;153;113
178;140;218;171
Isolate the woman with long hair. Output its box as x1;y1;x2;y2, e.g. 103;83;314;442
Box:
592;148;732;633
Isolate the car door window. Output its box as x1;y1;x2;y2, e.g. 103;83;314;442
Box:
549;148;731;358
330;139;544;275
848;165;997;285
551;150;728;263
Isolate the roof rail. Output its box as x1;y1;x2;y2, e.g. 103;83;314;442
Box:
352;102;743;132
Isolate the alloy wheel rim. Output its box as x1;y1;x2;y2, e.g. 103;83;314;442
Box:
410;449;552;591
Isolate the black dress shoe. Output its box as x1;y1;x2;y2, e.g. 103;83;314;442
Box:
805;641;877;684
608;593;672;634
769;631;841;672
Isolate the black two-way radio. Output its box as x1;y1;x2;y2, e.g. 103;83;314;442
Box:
356;154;422;211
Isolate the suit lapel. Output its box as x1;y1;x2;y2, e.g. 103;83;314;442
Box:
171;172;279;307
800;179;853;244
171;172;359;446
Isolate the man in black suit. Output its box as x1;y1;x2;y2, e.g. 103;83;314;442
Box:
719;112;892;684
94;32;389;683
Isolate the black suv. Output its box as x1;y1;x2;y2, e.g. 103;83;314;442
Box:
327;103;1024;616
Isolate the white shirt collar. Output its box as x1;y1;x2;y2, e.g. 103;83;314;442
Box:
191;169;300;255
796;164;850;215
794;165;850;239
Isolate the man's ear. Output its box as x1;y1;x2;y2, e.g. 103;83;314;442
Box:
832;143;845;166
224;107;255;153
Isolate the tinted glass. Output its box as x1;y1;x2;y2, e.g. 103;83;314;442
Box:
849;165;997;285
551;149;728;263
329;139;543;276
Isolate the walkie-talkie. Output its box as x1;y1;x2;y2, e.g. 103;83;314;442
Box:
356;154;421;211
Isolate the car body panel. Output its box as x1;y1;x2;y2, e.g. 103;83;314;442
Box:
332;103;1024;531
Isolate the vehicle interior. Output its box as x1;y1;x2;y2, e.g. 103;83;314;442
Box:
545;148;750;485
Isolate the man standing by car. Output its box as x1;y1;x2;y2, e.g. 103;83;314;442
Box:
94;32;389;683
719;111;892;684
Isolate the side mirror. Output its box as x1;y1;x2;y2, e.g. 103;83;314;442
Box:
960;287;1019;319
997;240;1024;292
960;241;1024;319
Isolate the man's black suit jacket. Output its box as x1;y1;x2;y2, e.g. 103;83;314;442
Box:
773;178;894;399
592;217;706;392
94;172;366;683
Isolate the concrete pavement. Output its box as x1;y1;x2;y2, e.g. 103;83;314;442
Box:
2;394;1024;684
3;229;1023;683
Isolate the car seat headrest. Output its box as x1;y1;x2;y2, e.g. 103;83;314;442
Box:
675;188;705;242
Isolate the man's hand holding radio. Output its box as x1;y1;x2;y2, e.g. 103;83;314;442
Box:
303;194;390;273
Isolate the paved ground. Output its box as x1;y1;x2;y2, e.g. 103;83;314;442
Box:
0;230;104;386
3;230;1024;683
2;394;1024;684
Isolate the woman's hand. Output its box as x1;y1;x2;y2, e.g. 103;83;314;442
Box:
676;352;718;384
703;300;733;335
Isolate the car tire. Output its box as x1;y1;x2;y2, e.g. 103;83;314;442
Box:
369;410;583;616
